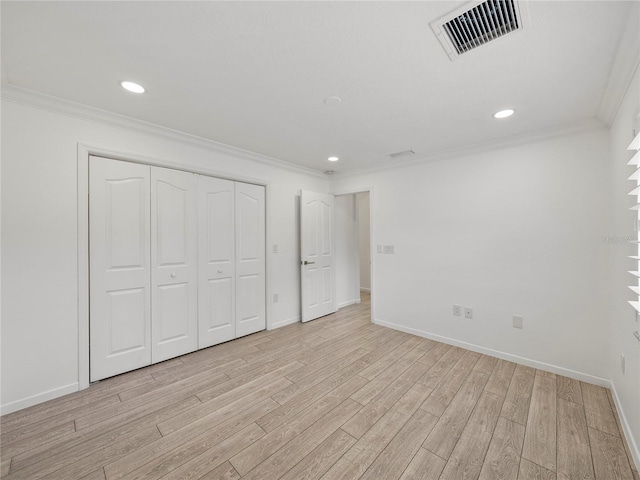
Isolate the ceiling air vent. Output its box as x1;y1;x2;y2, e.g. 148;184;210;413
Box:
431;0;529;60
389;150;415;159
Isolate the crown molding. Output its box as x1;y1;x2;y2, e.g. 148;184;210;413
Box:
335;117;607;178
0;83;611;182
0;84;326;178
597;3;640;126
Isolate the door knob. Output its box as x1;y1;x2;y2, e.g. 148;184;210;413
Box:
218;269;223;273
302;260;315;265
170;273;176;278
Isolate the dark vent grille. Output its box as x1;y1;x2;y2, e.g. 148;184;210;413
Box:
444;0;519;55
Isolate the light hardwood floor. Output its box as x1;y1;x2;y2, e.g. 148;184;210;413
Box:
1;293;638;480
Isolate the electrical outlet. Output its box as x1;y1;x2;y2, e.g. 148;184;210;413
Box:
272;244;278;253
464;307;473;319
382;244;395;254
273;293;279;303
621;353;625;374
453;305;462;316
513;315;523;329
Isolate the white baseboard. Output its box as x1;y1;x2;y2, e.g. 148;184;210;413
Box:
360;287;371;293
338;299;359;309
1;382;79;416
269;315;301;330
374;318;610;387
610;382;640;471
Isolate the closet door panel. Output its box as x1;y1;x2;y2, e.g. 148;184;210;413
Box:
198;175;235;348
89;156;151;381
151;167;198;362
235;182;266;337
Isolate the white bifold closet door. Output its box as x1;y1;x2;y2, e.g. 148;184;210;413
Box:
151;166;198;363
89;157;152;382
90;156;265;381
198;175;236;348
235;182;266;337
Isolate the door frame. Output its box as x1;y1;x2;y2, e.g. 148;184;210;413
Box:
331;186;375;325
77;143;271;390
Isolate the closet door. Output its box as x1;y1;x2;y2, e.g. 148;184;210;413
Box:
151;166;198;362
89;156;151;381
198;175;235;348
235;182;266;337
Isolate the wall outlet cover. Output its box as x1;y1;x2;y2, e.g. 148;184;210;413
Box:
513;315;523;329
464;307;473;319
453;304;462;316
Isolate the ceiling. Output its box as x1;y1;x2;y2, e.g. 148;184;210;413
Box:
1;1;633;173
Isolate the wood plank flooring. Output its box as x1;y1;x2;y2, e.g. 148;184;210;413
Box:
1;293;637;480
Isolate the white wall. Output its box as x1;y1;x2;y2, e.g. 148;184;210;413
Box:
357;192;371;291
1;94;330;413
3;88;637;472
335;194;359;308
608;64;640;468
333;128;612;383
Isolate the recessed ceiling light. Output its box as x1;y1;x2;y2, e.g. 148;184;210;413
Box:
121;81;145;94
328;156;339;162
494;109;514;119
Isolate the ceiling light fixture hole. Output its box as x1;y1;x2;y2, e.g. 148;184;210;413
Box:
323;96;342;106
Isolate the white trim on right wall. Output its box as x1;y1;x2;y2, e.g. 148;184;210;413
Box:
610;382;640;471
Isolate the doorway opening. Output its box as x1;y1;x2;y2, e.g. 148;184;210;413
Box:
335;191;372;317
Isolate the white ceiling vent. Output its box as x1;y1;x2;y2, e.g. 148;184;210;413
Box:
431;0;529;60
389;150;415;159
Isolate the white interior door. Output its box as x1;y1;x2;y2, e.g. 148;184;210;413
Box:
235;182;266;337
198;175;236;348
300;190;336;322
89;156;151;381
151;166;198;362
